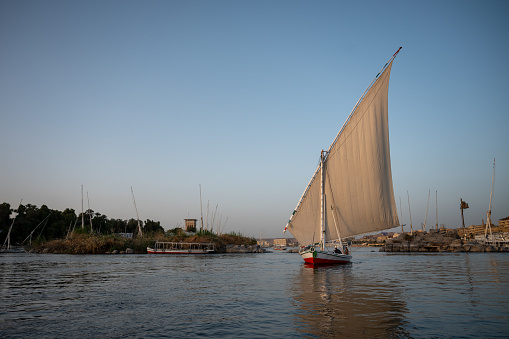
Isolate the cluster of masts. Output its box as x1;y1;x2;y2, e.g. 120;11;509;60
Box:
70;185;143;238
400;189;439;235
198;184;228;234
461;158;496;240
399;158;496;237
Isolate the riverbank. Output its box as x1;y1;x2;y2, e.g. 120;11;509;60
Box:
380;229;509;253
27;232;259;254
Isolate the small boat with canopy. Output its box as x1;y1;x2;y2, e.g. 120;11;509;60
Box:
147;241;216;254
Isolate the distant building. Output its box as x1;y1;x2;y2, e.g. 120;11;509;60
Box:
257;240;270;247
273;238;288;247
499;216;509;229
184;219;197;233
457;218;509;238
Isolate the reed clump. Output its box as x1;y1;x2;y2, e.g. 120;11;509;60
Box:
32;231;256;254
34;233;153;254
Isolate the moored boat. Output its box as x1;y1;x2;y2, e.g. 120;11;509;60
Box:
0;246;26;254
147;241;216;254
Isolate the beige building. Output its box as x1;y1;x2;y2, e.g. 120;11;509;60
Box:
273;238;288;247
257;240;270;247
184;219;197;232
458;218;509;238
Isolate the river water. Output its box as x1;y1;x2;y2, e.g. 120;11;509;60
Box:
1;248;508;338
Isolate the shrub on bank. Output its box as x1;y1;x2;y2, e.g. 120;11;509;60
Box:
33;234;152;254
33;232;257;254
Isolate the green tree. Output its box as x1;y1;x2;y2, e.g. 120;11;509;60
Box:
0;202;11;235
127;218;143;235
143;219;164;234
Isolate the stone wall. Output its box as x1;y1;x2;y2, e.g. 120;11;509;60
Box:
381;229;509;253
224;244;266;253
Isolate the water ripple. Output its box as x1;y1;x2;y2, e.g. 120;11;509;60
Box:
1;249;508;338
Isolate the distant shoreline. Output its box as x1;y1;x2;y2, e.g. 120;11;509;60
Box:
380;229;509;253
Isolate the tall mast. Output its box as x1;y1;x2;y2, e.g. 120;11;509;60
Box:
206;201;209;231
3;199;22;250
87;191;93;233
320;150;326;250
211;204;218;233
81;185;84;228
423;189;430;231
399;196;404;233
435;190;438;230
131;187;143;237
407;191;413;235
485;158;495;239
199;184;204;232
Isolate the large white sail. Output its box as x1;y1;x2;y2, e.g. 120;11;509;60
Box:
286;52;400;246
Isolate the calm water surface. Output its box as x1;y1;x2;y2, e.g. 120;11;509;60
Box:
1;248;508;338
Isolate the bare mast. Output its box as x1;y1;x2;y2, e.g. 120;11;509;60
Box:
131;187;143;237
87;191;93;233
484;158;495;239
399;196;404;233
423;189;430;231
320;150;326;250
81;185;84;228
407;191;413;235
435;190;438;230
3;199;22;250
199;184;204;232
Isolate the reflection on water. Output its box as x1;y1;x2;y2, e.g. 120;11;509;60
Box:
293;262;409;338
1;249;508;337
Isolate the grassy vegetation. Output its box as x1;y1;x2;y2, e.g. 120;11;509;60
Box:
32;230;257;254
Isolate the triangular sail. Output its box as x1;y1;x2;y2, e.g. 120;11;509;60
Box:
286;51;400;246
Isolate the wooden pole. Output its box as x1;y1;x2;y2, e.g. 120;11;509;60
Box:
87;191;93;233
407;191;413;235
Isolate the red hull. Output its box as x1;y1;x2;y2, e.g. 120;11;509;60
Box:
300;248;351;265
303;256;350;265
147;250;213;254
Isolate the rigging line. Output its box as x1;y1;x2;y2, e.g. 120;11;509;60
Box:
3;199;23;249
325;165;342;241
38;218;50;237
22;213;52;244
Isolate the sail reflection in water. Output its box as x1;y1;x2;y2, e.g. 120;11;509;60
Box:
293;263;409;338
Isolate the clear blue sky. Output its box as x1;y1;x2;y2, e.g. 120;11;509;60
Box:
1;0;508;238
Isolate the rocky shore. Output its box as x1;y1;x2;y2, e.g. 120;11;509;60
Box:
224;244;267;253
380;229;509;253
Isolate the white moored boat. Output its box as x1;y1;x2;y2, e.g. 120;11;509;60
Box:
147;241;216;254
285;48;402;265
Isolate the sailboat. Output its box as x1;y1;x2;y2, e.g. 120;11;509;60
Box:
284;48;402;264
